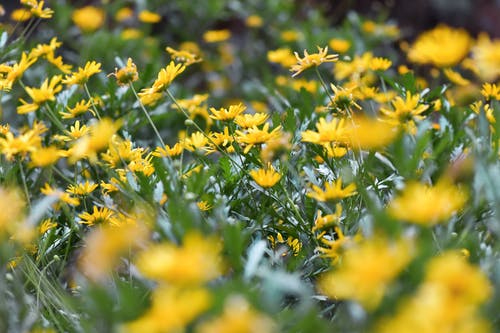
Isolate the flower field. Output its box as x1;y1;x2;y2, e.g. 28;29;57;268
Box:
0;1;500;332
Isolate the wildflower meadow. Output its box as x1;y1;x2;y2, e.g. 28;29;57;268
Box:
1;1;500;332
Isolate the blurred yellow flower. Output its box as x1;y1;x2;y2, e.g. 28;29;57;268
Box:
407;25;471;67
115;7;133;22
267;48;297;68
443;68;471;86
123;286;211;333
203;29;231;43
318;237;413;310
345;115;398;150
369;57;392;71
166;46;202;65
388;179;467;225
245;15;263;28
138;10;161;23
197;295;275;333
11;8;32;22
0;187;26;237
29;146;62;167
329;38;351;53
72;6;105;33
135;232;223;285
471;33;500;82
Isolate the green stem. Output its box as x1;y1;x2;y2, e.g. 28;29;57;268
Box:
84;83;102;120
18;159;31;209
129;83;166;150
315;67;334;105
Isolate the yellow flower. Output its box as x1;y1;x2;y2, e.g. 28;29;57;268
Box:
6;52;37;86
249;163;281;188
151;61;186;92
407;25;471;67
79;206;116;226
312;204;342;233
290;46;338;77
0;187;26;236
197;201;212;211
153;143;184;158
267;48;297;68
471;33;500;82
29;146;62;167
138;10;161;23
328;38;351;53
280;29;302;42
17;75;62;114
376;251;491;333
369;57;392;71
183;132;210;152
60;99;92;119
234;113;268;128
136;232;223;285
72;6;105;32
112;58;138;85
245;15;263;28
481;82;500;101
307;178;357;202
38;218;57;234
166;46;202;66
236;123;282;153
318;237;413;310
388;179;467;225
78;222;148;281
121;28;143;40
203;29;231;43
380;92;429;134
301;117;348;145
196;295;275;333
41;183;80;206
66;181;98;196
209;103;246;121
29;0;53;19
70;118;121;163
11;8;32;22
123;286;211;333
63;61;101;86
0;122;45;160
443;68;471;86
115;7;133;22
29;37;62;59
268;232;302;257
345;115;398;150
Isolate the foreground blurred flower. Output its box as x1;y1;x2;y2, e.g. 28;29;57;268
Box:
72;6;105;33
471;33;500;82
78;222;149;281
136;232;223;285
376;251;491;333
318;237;413;310
196;295;276;333
307;178;357;202
407;25;471;67
69;118;121;162
345;115;398;150
290;46;338;77
250;163;281;188
123;286;211;333
388;178;467;225
0;187;25;237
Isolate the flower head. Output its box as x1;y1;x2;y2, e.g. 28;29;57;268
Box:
72;6;105;32
307;178;357;202
388;179;467;225
63;61;101;86
249;163;281;188
290;46;338;77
